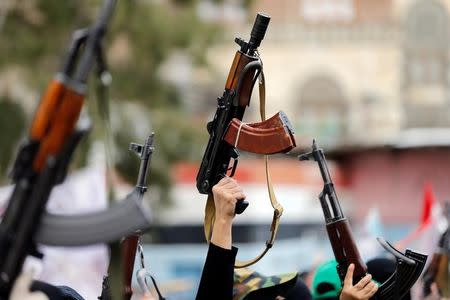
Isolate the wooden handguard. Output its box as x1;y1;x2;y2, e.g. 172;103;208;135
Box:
30;79;67;141
122;235;139;299
225;52;258;106
32;87;84;172
326;219;368;282
223;111;296;154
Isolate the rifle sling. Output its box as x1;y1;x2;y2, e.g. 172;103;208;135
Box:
204;70;284;268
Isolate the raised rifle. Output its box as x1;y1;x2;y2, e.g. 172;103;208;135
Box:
299;140;427;300
98;134;156;300
196;13;296;268
0;1;151;297
422;202;449;297
122;135;155;300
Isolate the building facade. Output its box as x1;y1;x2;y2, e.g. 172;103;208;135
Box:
203;0;450;149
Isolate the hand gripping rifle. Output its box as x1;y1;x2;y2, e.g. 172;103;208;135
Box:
0;1;151;297
196;13;296;268
422;202;450;297
299;140;427;300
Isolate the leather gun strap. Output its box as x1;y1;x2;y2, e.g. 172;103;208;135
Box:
203;70;283;269
204;194;215;242
234;70;283;268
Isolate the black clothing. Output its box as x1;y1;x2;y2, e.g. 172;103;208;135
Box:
31;280;85;300
196;243;238;300
31;281;64;299
285;278;313;300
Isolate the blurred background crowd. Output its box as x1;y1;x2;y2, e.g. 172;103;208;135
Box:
0;0;449;299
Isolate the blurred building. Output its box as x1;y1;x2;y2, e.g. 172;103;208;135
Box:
186;0;450;224
329;129;450;223
200;0;450;148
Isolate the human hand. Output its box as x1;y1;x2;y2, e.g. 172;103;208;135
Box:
10;271;49;300
212;177;246;224
339;264;378;300
210;177;245;249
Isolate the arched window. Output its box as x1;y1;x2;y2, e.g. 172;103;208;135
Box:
297;74;348;146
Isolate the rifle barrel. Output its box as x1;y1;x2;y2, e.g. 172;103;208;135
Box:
74;0;117;83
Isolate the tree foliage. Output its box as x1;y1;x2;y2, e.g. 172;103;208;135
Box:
0;97;26;179
0;0;221;202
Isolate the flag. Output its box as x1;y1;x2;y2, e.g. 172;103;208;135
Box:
396;182;447;254
394;183;448;300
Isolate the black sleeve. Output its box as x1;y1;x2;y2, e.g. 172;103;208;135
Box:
195;243;238;300
30;280;64;299
31;280;85;300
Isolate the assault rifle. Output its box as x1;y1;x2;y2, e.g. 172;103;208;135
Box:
423;202;449;297
98;135;155;300
299;140;427;300
197;12;271;213
196;13;296;268
122;135;155;300
0;1;151;297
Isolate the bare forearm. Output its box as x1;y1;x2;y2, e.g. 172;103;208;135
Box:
210;217;232;250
